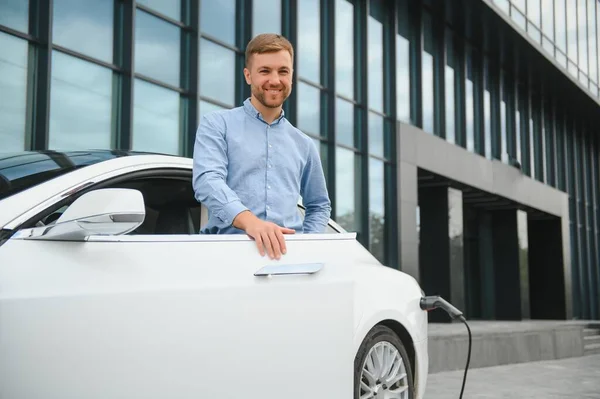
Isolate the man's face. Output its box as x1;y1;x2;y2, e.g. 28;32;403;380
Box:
244;50;293;109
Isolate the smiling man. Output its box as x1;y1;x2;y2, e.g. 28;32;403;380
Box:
192;33;331;260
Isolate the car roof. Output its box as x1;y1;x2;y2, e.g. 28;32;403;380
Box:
0;151;192;229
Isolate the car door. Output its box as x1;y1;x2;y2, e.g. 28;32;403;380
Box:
0;220;356;399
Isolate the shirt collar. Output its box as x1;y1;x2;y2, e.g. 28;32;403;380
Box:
243;98;286;125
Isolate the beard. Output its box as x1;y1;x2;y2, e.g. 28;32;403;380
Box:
252;85;291;109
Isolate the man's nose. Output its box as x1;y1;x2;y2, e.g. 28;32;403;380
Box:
268;73;282;86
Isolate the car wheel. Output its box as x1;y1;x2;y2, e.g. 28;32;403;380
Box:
354;325;414;399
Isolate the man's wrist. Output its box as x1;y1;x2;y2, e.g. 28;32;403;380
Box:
232;210;256;231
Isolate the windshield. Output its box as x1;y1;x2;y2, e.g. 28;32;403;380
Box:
0;150;134;201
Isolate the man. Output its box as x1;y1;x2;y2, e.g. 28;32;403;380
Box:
192;33;331;260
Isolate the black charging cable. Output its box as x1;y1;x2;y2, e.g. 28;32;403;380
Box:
420;296;472;399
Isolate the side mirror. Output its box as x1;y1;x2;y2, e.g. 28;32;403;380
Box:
19;188;145;241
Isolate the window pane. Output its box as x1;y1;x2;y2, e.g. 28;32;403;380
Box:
555;0;567;52
135;9;181;87
501;95;507;162
511;8;526;30
529;116;535;178
335;147;356;231
533;102;543;181
336;0;354;99
0;33;27;151
137;0;180;21
516;109;521;164
484;89;491;159
49;52;112;150
199;40;235;107
422;12;434;134
253;0;281;36
541;0;554;42
199;100;227;118
368;113;384;158
53;0;113;63
336;98;354;147
368;0;384;113
397;5;410;123
528;24;542;44
297;82;320;136
0;0;28;32
577;1;588;74
483;59;492;160
446;30;455;144
588;0;597;83
133;80;180;155
466;78;475;152
542;35;554;55
200;0;235;47
317;139;328;179
369;158;385;263
512;0;526;13
466;50;475;152
568;60;578;78
566;2;577;62
493;0;509;13
556;49;567;67
527;0;541;27
543;106;552;184
297;0;320;83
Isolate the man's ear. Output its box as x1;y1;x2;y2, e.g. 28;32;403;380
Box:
243;67;251;85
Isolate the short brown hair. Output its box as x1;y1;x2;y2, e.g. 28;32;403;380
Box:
245;33;294;67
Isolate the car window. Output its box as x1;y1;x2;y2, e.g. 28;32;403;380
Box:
0;151;133;201
26;173;202;235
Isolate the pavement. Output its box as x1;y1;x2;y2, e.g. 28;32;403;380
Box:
424;354;600;399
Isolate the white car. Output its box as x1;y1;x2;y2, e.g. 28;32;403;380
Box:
0;151;429;399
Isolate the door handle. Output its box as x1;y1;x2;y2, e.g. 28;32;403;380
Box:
254;262;324;277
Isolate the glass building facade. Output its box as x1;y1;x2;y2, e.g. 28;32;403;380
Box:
1;0;599;320
493;0;600;99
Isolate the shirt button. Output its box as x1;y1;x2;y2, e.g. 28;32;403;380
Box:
268;185;271;189
269;144;272;148
268;164;272;168
267;205;271;210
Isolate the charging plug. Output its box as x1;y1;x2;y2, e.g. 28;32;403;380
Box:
420;295;464;320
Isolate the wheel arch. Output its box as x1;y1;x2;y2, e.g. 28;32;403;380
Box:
378;319;416;383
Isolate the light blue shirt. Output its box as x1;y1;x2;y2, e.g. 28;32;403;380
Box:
192;98;331;234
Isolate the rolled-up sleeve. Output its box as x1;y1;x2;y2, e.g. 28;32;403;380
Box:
300;139;332;233
192;113;248;226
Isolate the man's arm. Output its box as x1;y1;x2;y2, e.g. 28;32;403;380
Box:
300;140;332;233
192;113;248;227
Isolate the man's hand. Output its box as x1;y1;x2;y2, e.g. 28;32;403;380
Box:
233;211;295;259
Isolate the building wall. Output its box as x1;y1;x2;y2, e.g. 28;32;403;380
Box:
0;0;599;319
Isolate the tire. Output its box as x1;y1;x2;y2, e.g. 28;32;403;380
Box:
354;325;415;399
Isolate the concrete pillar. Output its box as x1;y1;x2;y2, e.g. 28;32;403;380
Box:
560;197;573;319
418;186;465;322
517;210;530;320
396;122;420;280
491;209;530;320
